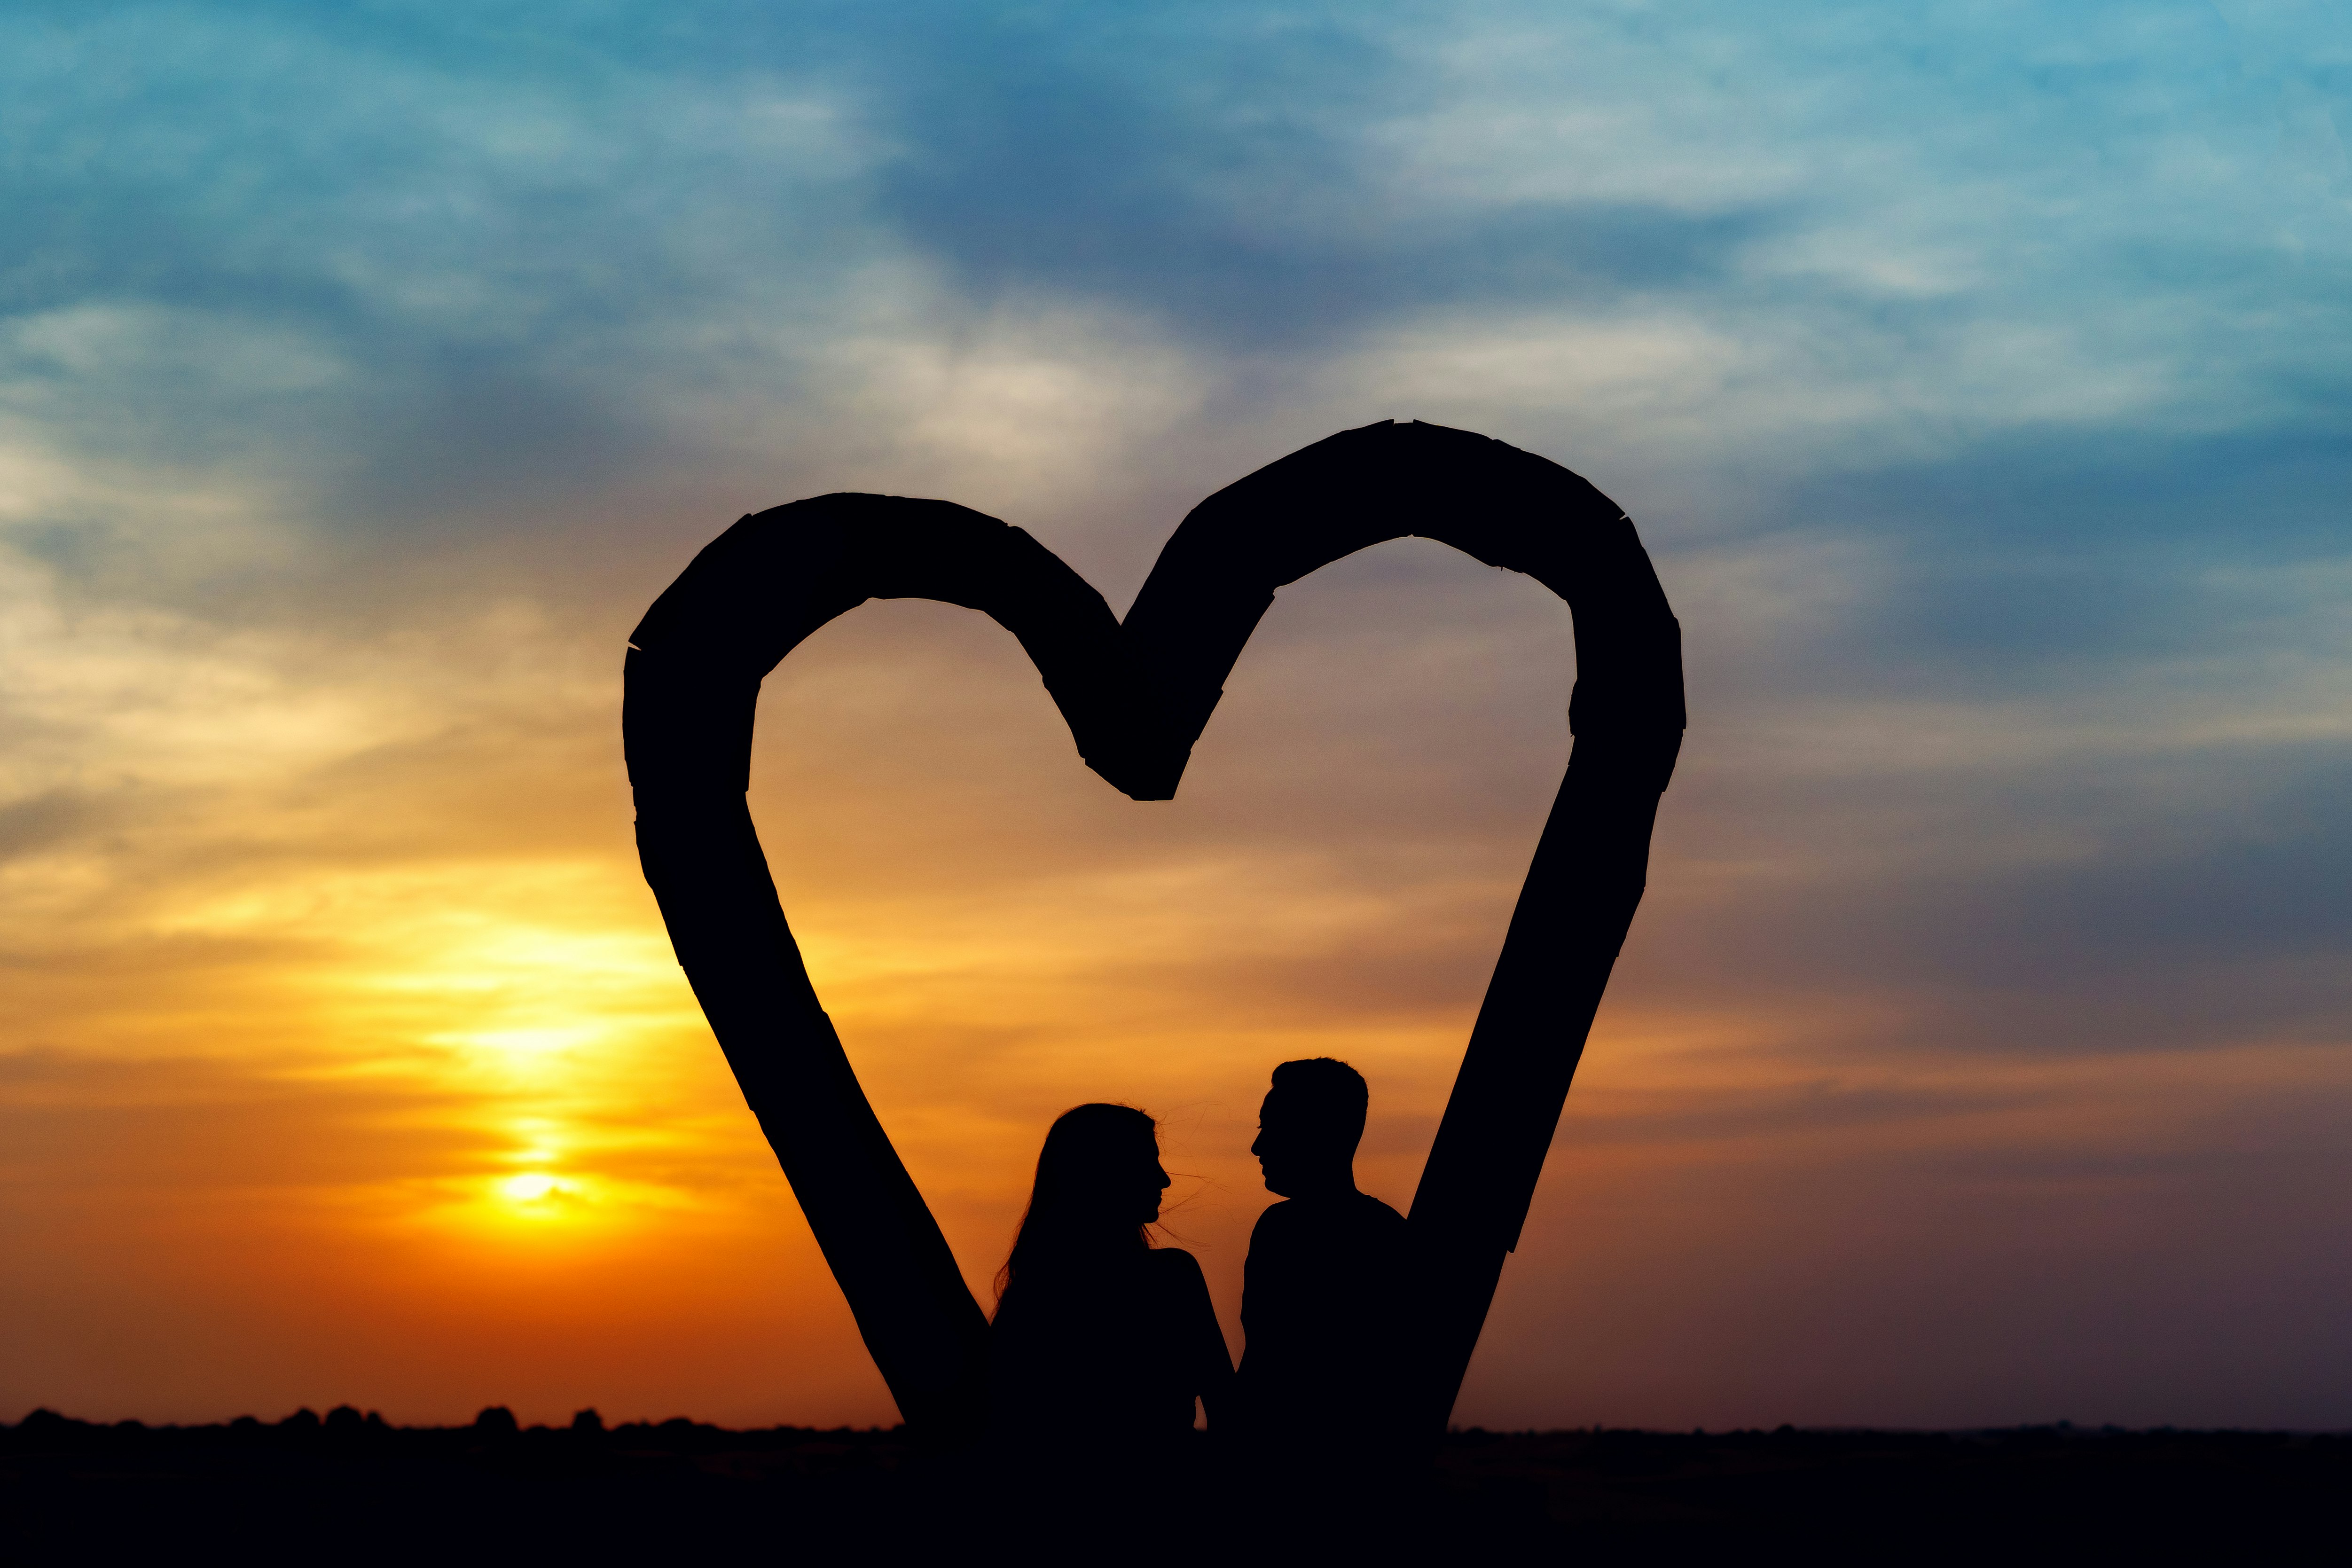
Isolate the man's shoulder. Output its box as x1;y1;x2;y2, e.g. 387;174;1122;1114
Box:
1244;1202;1308;1278
1249;1192;1405;1247
1249;1199;1300;1239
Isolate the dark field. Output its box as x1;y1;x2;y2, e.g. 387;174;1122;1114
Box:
4;1408;2341;1561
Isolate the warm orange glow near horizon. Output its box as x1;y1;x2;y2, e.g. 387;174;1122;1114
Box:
10;550;2348;1435
9;0;2351;1446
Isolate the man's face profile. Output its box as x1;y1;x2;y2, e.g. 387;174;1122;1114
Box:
1251;1090;1294;1195
1252;1089;1333;1197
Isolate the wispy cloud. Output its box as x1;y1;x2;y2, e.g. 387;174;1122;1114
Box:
2;0;2347;1427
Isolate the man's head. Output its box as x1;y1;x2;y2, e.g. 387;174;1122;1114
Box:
1251;1057;1369;1198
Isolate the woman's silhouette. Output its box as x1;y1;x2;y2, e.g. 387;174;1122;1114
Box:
988;1103;1232;1501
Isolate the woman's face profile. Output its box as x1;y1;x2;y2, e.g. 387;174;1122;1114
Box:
1128;1136;1172;1226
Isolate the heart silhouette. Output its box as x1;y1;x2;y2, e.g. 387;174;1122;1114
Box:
624;419;1684;1437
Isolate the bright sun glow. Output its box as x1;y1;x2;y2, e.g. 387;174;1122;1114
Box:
220;864;739;1240
500;1171;571;1203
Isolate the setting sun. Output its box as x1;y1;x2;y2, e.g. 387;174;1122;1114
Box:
5;0;2349;1448
497;1171;573;1207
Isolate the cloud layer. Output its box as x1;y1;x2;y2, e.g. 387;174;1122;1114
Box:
3;0;2348;1427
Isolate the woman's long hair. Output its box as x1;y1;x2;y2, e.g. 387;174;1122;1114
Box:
995;1103;1158;1303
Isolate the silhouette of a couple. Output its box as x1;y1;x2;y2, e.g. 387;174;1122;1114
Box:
987;1058;1410;1544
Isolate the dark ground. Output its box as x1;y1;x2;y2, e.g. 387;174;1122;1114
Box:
4;1407;2341;1562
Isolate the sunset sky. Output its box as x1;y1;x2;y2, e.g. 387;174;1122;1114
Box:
5;1;2349;1432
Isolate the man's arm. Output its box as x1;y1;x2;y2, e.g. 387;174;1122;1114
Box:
1236;1202;1292;1379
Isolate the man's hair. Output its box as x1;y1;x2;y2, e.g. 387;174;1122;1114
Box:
1268;1057;1369;1149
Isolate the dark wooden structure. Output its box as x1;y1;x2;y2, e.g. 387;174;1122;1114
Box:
623;419;1684;1438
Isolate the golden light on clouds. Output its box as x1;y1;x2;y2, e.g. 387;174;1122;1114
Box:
8;515;2352;1432
2;501;2345;1432
7;0;2351;1447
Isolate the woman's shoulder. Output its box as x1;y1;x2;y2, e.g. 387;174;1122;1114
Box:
1145;1245;1208;1282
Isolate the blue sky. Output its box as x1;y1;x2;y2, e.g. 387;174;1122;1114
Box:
14;2;2346;565
3;1;2349;1427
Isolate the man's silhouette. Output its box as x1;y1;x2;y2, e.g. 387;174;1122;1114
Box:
1237;1057;1410;1507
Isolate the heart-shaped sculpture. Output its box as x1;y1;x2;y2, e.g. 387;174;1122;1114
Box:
624;419;1683;1439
